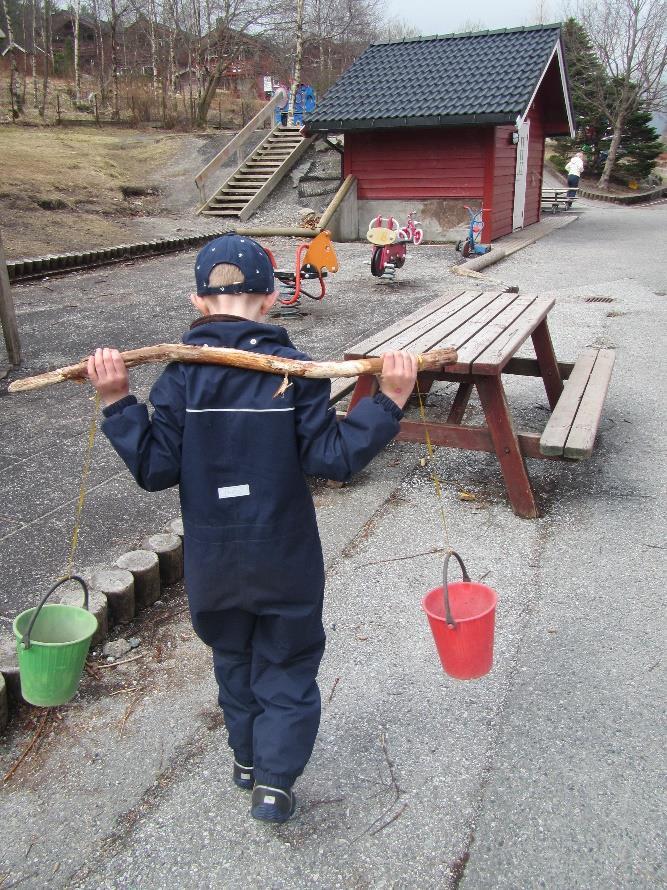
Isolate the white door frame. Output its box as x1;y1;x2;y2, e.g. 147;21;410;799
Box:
512;119;530;231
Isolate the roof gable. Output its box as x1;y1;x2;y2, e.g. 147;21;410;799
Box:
306;24;571;132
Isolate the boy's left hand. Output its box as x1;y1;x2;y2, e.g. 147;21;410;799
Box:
379;350;418;409
87;347;130;406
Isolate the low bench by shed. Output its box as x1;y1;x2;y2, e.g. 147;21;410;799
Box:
541;187;578;212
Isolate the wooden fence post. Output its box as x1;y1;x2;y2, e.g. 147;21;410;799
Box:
0;230;21;367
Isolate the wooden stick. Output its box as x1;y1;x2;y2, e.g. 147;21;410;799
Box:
8;343;458;394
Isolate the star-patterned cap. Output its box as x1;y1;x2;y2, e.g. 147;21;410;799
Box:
194;233;275;296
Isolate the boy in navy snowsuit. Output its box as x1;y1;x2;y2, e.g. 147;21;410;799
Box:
88;233;417;823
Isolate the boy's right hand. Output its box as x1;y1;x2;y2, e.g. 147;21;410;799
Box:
379;350;418;410
87;347;130;407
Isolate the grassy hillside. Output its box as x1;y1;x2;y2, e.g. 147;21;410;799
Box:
0;126;187;258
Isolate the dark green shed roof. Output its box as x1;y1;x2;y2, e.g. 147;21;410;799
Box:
305;24;573;133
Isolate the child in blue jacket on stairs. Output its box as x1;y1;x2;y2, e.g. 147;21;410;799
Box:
88;233;417;823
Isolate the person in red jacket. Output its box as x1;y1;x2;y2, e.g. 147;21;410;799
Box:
88;233;417;824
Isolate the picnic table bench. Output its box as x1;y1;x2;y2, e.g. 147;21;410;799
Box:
333;290;615;518
541;187;578;212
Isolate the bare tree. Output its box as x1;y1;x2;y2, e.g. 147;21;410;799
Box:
456;19;487;33
576;0;667;188
374;15;420;42
288;0;304;123
148;0;159;95
73;0;81;99
100;0;131;118
127;0;161;96
193;0;282;128
39;0;49;117
164;0;177;92
90;0;107;101
1;0;24;117
31;0;39;106
531;0;551;25
301;0;381;91
20;1;29;102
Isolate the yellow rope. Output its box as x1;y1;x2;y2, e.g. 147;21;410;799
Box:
66;391;101;579
415;375;451;552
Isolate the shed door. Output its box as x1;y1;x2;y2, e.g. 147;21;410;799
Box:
512;119;530;230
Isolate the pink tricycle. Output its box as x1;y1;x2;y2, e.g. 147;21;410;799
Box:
366;211;424;280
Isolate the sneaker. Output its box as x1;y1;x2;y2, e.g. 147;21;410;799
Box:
233;760;254;791
251;784;296;823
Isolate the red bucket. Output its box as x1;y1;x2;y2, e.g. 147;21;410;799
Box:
422;551;497;680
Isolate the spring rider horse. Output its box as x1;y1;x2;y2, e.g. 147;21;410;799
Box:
266;229;339;316
366;211;424;281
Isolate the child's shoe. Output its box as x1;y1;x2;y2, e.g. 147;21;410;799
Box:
233;760;254;790
251;784;296;823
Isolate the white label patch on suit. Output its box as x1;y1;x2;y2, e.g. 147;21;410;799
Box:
217;484;250;500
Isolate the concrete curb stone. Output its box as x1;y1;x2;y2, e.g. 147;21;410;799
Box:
58;586;109;646
115;550;161;608
167;517;184;539
577;184;666;204
84;568;135;624
0;632;21;704
143;534;183;586
0;672;7;731
144;534;183;587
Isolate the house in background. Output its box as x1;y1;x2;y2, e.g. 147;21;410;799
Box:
304;24;574;242
50;11;108;73
198;27;286;97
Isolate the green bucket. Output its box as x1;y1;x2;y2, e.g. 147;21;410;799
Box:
13;576;98;707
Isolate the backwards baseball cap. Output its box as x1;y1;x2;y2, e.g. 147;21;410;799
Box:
194;233;275;296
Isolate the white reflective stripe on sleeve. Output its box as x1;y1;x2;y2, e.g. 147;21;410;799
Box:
218;484;250;499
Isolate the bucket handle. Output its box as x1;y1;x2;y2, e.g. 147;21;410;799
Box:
20;575;89;650
442;550;471;629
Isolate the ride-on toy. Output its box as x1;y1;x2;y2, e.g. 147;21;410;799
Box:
456;205;490;258
366;211;424;281
265;230;339;315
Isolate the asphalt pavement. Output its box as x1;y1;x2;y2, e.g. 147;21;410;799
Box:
0;197;665;889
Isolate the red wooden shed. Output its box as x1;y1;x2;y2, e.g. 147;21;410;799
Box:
304;25;574;242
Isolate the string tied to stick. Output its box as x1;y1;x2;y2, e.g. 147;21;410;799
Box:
414;375;451;552
65;391;101;581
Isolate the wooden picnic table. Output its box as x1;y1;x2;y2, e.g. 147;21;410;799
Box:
341;290;615;518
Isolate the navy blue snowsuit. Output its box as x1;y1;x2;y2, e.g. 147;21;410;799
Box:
101;315;403;789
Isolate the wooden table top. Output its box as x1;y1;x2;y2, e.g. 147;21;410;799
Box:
345;290;556;376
